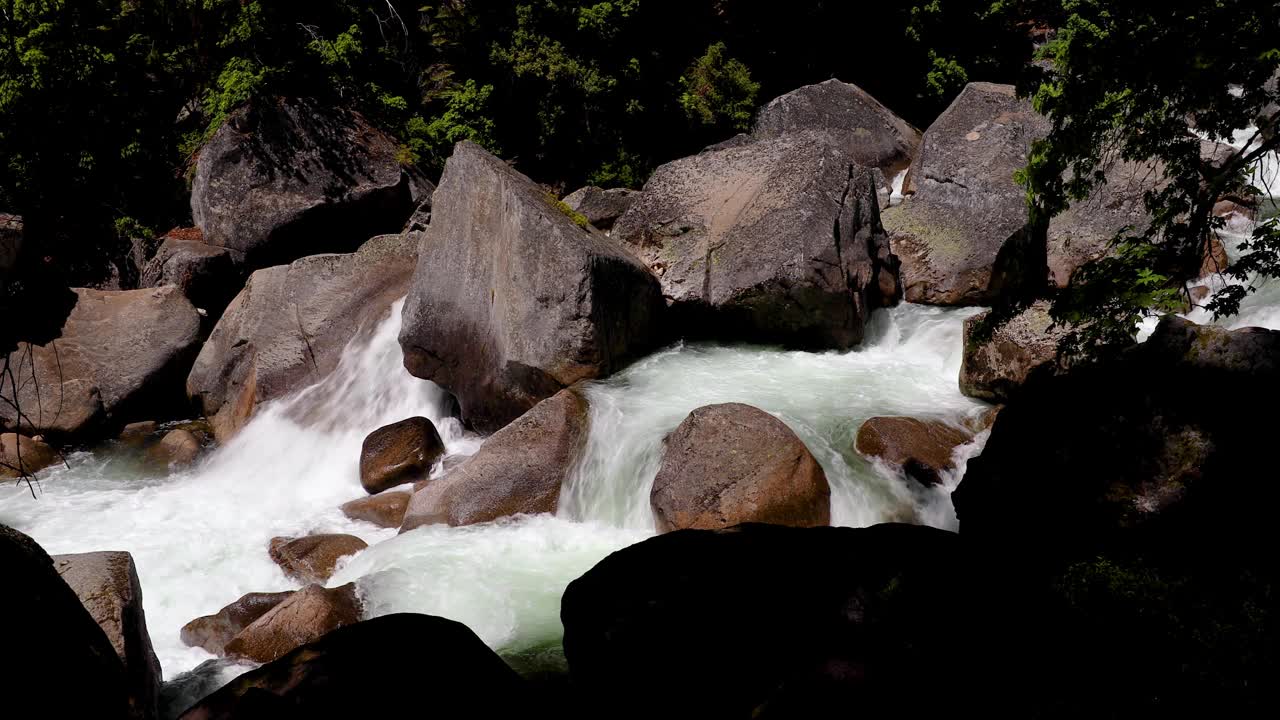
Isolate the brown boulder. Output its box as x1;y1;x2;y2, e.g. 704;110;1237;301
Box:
854;417;974;486
187;233;416;441
649;403;830;532
341;492;411;529
360;416;445;494
398;142;663;432
883;83;1051;306
54;551;163;720
180;591;295;656
146;429;202;468
401;387;588;531
960;301;1070;403
1;432;59;477
223;583;362;664
268;534;368;584
1;287;201;440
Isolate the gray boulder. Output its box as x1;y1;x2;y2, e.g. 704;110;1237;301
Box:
562;186;642;230
139;235;241;318
54;551;162;720
401;387;588;531
613;131;896;350
0;287;201;440
191;97;429;270
398;142;663;433
754;79;923;199
187;233;416;441
650;403;830;532
884;82;1050;305
959;301;1070;403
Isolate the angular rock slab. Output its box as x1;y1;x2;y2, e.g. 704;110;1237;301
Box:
223;583;362;664
614;131;896;350
399;141;663;432
181;591;295;657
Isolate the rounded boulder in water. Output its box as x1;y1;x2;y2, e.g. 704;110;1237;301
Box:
649;403;830;532
223;583;362;664
854;416;974;486
359;416;444;494
268;534;368;584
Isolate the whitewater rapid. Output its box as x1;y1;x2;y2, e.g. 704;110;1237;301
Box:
1;299;990;694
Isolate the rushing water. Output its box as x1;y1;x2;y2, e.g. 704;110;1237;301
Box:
1;298;989;700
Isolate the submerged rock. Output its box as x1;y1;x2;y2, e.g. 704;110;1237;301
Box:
650;403;830;532
341;492;412;528
854;416;974;486
191;97;429;270
0;287;201;441
1;525;131;719
959;301;1070;403
359;416;444;494
614;132;896;349
181;614;526;719
223;583;362;664
884;82;1050;306
562;186;642;230
399;141;663;432
0;432;59;477
268;534;368;584
187;233;416;441
401;387;588;531
54;551;162;720
181;591;296;657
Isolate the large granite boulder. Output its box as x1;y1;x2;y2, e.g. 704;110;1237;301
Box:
187;233;416;441
180;614;527;719
139;235;241;319
1;287;201;440
223;583;362;664
954;316;1280;548
753;79;923;199
181;591;295;657
562;186;642;230
650;403;830;532
854;416;975;486
53;551;162;720
1;525;131;719
959;301;1070;403
191;97;429;270
359;416;445;494
398;142;663;432
268;534;368;584
613;132;896;350
884;82;1051;305
401;387;588;531
562;523;970;718
0;432;59;478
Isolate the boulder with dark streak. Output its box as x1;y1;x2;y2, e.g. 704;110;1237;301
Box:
399;142;663;432
139;236;241;319
181;591;295;657
613;131;897;350
181;614;527;719
854;416;974;486
187;233;416;441
191;96;430;270
223;584;362;664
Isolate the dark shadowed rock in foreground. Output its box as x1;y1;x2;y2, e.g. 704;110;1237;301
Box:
650;403;829;532
613;132;897;350
955;316;1280;547
360;416;444;494
883;82;1050;306
562;523;969;719
181;614;527;719
187;233;416;441
1;287;201;440
855;416;974;486
54;552;162;720
191;97;429;270
399;142;663;432
562;186;642;230
401;387;588;531
181;591;295;657
753;79;922;201
2;524;131;719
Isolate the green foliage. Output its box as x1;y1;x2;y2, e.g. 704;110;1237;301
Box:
1011;0;1280;359
678;42;760;131
546;192;590;229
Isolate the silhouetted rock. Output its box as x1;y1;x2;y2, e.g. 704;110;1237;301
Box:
360;417;444;494
399;142;662;432
181;591;295;656
650;403;829;531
